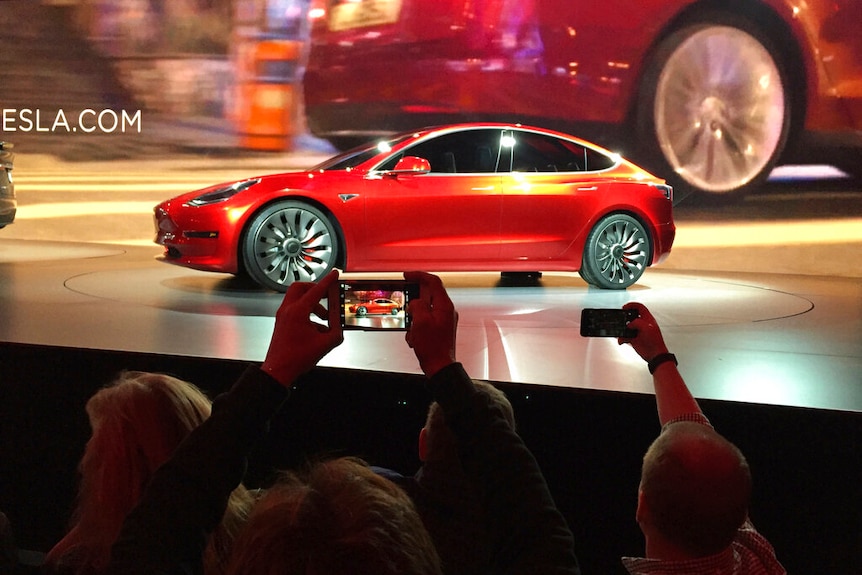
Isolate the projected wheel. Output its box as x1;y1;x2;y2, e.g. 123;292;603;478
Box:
637;16;790;201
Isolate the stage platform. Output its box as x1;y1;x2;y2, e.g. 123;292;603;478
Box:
0;239;860;411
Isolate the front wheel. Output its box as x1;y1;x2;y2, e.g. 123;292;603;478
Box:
580;214;650;289
242;201;339;292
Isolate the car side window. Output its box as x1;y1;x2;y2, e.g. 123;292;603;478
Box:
380;129;503;173
510;131;615;172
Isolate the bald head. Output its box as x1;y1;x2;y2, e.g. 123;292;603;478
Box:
639;422;752;557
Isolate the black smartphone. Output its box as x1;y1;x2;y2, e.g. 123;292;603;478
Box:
579;308;639;338
339;279;419;331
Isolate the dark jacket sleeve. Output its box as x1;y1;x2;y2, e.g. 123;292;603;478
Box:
427;363;580;575
107;365;290;575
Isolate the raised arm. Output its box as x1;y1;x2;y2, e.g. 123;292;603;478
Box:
405;271;580;575
619;302;702;425
108;271;343;575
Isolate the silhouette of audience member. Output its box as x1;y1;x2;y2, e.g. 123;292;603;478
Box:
617;302;786;574
377;380;516;575
0;510;44;575
404;270;578;575
44;371;255;575
1;511;18;572
107;269;579;575
225;456;441;575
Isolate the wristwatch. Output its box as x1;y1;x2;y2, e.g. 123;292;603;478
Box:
648;352;678;374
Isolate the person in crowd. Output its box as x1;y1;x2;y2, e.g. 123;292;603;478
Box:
375;379;516;575
107;269;580;575
225;456;442;575
2;510;18;572
44;371;256;575
617;302;786;574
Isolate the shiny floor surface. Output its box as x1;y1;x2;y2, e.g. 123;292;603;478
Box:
1;239;860;412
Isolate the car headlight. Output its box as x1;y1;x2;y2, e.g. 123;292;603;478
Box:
188;179;260;206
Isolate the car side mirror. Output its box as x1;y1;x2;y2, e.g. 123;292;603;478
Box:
388;156;431;175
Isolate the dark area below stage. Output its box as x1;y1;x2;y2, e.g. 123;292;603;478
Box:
1;342;859;574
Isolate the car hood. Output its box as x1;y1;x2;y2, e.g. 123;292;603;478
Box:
163;170;348;206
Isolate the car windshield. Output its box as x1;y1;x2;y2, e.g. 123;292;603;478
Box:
312;134;416;171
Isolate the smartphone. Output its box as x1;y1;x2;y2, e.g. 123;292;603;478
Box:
579;308;639;338
339;280;420;331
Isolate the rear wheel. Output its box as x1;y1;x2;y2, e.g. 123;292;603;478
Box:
580;214;650;289
242;201;339;292
636;16;791;202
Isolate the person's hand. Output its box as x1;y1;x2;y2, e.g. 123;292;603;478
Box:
618;302;669;363
404;271;458;377
261;270;344;387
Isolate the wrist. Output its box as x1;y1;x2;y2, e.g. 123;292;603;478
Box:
260;361;302;388
647;352;677;374
422;358;456;379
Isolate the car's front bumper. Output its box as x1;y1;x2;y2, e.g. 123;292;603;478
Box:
153;204;240;273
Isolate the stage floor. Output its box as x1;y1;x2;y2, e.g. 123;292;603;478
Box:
1;239;860;412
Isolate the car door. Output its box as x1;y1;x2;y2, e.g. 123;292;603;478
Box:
360;128;504;267
499;129;614;261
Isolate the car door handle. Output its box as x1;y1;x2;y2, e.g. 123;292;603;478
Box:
471;186;495;191
577;186;598;191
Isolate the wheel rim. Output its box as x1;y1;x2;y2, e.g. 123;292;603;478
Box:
655;26;785;193
252;206;335;286
592;218;648;285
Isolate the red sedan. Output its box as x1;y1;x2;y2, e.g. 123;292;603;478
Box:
304;0;862;201
154;123;674;291
348;298;402;316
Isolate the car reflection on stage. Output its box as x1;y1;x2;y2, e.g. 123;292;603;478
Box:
342;309;407;330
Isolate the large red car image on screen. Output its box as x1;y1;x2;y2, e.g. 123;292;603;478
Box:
304;0;862;201
154;124;675;292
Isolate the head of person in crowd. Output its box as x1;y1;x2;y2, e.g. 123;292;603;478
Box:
419;380;515;463
225;456;442;575
636;421;752;558
45;371;255;575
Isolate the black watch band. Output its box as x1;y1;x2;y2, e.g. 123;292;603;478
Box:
648;352;677;374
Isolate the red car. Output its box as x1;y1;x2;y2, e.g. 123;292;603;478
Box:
304;0;862;201
154;123;674;291
348;298;402;316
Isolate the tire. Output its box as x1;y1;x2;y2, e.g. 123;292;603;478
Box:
636;16;791;202
241;200;339;292
356;306;367;317
580;214;650;290
577;265;596;286
391;308;400;315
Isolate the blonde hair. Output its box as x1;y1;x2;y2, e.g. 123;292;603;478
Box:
226;457;442;575
46;371;254;575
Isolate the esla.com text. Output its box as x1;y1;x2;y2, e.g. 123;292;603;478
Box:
2;108;142;134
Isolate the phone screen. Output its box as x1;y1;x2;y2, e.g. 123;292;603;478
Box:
339;280;419;331
579;308;638;338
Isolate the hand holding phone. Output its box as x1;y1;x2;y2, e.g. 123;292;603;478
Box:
579;307;639;338
340;279;420;331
